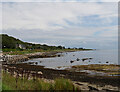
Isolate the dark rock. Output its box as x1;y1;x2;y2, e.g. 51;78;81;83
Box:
35;62;38;65
75;82;83;85
89;58;93;59
58;55;61;57
88;86;99;91
82;58;87;61
106;61;109;63
76;58;80;61
70;60;74;63
28;62;34;64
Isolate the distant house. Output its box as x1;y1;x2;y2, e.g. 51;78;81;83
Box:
16;44;26;49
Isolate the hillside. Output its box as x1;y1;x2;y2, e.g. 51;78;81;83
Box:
0;34;65;50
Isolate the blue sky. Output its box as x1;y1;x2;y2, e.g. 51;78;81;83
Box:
1;1;118;49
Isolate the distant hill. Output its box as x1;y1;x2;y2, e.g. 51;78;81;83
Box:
0;34;65;50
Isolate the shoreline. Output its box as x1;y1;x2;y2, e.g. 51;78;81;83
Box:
66;64;120;76
2;49;93;64
2;51;64;64
2;63;120;87
1;50;120;91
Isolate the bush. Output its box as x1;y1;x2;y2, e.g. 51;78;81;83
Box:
54;78;75;90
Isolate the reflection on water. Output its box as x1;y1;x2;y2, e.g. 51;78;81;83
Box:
26;49;118;69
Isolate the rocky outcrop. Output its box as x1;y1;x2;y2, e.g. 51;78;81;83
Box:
2;55;29;64
1;52;58;64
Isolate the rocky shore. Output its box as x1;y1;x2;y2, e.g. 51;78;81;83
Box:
1;51;120;91
2;63;120;91
66;64;120;77
1;51;61;64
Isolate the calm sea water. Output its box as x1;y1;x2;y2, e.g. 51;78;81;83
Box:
26;49;118;69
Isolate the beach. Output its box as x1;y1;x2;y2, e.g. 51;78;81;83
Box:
1;50;120;91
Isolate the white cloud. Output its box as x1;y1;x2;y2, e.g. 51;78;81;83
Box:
2;2;118;31
2;2;118;49
98;27;118;38
3;25;117;43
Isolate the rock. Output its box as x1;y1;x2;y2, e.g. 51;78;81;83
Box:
38;71;43;75
58;55;61;57
89;58;93;59
39;61;42;63
82;58;93;62
70;60;74;63
106;61;109;63
30;71;36;74
88;86;99;91
76;58;80;61
75;82;83;85
28;62;34;64
82;58;87;61
35;62;38;65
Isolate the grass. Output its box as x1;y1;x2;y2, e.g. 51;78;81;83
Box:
2;48;93;55
0;81;2;91
2;84;12;90
54;78;75;90
2;72;78;91
3;49;41;55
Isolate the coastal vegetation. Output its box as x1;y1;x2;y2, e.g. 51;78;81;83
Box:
1;34;90;51
1;34;92;55
1;34;65;50
2;72;77;91
2;48;91;55
2;64;119;91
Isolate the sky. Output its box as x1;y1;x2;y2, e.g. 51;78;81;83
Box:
0;0;119;49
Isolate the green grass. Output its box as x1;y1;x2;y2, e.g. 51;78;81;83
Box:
2;72;78;91
2;84;12;90
2;72;51;90
3;49;39;55
0;81;2;91
3;48;93;55
54;78;75;90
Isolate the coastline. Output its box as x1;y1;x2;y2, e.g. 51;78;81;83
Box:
2;63;120;91
1;50;120;91
2;49;92;64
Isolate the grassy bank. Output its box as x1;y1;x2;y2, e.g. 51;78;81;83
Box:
2;48;93;55
2;72;78;91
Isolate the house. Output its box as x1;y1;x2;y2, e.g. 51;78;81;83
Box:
16;44;26;49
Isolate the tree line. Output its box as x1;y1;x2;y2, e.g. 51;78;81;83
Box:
0;34;65;50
